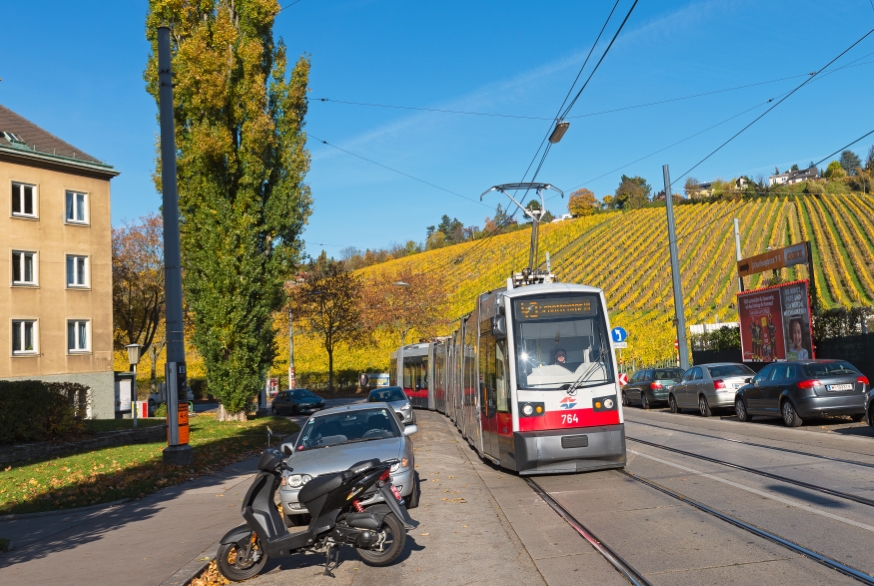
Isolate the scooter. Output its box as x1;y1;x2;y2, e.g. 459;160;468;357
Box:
216;448;419;581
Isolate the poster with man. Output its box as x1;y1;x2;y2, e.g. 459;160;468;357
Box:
737;280;813;362
780;281;813;360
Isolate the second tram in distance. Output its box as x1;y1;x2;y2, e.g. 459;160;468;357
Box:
391;275;626;475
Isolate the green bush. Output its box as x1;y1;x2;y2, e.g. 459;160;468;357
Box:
154;403;168;418
0;380;89;445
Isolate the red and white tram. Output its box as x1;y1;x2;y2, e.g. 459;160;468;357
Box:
391;274;626;475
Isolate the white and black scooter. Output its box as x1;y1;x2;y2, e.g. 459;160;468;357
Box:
216;449;419;581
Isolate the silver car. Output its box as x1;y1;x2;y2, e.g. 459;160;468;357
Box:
279;403;419;526
367;386;415;424
669;363;755;417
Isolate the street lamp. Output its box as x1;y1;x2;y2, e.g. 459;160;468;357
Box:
393;282;411;390
125;343;142;428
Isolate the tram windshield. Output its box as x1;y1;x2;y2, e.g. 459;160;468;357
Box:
512;294;614;390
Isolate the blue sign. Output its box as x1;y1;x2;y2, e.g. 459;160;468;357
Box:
611;327;628;343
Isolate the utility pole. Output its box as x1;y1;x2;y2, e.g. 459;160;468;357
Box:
158;27;192;466
288;305;296;389
663;165;690;370
734;218;744;293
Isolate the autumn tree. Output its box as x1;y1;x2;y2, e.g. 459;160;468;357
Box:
360;269;448;347
145;1;312;419
291;254;361;391
113;214;165;388
567;188;598;216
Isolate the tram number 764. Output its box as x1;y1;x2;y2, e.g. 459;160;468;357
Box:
561;413;579;425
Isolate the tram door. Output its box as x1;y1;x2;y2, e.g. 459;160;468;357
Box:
479;316;500;460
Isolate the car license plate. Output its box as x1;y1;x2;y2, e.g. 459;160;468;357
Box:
733;383;742;389
827;384;853;391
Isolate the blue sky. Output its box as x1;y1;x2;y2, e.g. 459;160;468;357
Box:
3;0;874;256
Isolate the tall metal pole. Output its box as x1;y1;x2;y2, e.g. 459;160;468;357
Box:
733;218;744;293
288;306;296;389
158;27;192;466
397;330;405;390
663;165;690;370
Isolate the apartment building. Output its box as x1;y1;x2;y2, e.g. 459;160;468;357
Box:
0;104;118;418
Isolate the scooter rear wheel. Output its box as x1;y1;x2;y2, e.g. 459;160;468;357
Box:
216;539;268;582
356;512;406;566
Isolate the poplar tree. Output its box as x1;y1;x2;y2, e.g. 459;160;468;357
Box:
145;0;312;420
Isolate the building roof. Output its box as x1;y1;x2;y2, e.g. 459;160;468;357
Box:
0;104;116;176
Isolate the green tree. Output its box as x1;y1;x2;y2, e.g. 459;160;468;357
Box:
824;160;847;180
840;150;861;176
145;1;312;419
567;188;598;216
291;255;361;391
614;175;651;209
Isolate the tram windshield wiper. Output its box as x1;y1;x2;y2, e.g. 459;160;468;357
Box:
562;344;609;392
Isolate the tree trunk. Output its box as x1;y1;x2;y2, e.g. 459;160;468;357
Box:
217;403;248;422
328;348;334;392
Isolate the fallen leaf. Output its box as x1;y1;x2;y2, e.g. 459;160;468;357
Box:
420;533;429;536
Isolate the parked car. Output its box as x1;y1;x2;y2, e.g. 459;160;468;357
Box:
866;383;874;429
278;403;419;526
271;389;325;416
368;385;415;424
621;368;684;409
735;360;868;427
669;363;756;417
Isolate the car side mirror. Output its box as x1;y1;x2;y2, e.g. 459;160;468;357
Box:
745;378;752;383
281;443;294;456
492;315;507;340
403;424;418;436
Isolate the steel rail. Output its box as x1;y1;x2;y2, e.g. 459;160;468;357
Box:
627;436;874;508
627;417;874;469
524;478;652;586
622;470;874;585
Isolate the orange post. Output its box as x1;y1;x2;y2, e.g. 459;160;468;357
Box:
168;402;190;445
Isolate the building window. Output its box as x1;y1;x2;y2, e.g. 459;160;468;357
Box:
66;255;89;287
12;182;37;217
67;320;90;352
12;320;37;355
65;191;88;223
12;251;37;285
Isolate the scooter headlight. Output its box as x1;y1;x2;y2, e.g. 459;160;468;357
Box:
287;474;312;488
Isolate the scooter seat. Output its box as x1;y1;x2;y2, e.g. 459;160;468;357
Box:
299;472;343;503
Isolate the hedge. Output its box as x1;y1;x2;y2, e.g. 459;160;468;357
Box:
0;380;90;445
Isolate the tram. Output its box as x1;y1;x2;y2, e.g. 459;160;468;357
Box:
391;271;626;475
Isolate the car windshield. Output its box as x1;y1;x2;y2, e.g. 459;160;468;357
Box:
708;365;755;378
369;388;407;402
513;294;614;390
653;369;684;382
296;408;400;451
802;362;860;377
291;390;317;399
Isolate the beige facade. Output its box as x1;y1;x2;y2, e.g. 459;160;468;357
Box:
0;105;118;418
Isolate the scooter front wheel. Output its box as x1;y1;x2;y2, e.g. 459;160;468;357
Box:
216;539;268;582
356;512;406;566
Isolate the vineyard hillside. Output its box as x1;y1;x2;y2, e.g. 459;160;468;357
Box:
276;193;874;384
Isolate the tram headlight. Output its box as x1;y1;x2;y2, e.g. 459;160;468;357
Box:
604;398;614;409
519;402;545;417
522;404;534;416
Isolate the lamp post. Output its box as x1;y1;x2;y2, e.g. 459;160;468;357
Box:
393;282;411;391
125;343;142;428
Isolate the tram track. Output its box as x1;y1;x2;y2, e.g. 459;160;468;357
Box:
626;436;874;508
627;417;874;469
524;477;652;586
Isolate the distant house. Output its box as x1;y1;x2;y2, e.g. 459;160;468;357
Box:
769;166;818;186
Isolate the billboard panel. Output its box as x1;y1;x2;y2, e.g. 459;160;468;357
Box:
737;280;813;362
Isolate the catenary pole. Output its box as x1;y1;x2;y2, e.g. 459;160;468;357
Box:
734;218;744;293
663;165;690;370
288;305;295;389
158;27;193;465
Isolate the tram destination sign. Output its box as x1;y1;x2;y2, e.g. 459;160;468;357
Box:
517;296;597;320
736;242;809;278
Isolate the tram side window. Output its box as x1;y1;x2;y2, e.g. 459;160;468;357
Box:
496;340;510;413
480;319;497;416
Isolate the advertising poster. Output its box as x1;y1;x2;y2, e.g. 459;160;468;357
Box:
779;281;814;360
737;280;813;362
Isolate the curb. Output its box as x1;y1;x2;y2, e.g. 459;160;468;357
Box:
0;498;131;522
160;539;221;586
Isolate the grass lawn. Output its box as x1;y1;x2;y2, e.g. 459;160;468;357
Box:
0;413;298;515
85;418;166;433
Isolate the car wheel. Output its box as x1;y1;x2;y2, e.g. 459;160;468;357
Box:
867;404;874;428
406;472;420;509
699;395;712;417
270;406;278;416
669;394;679;414
641;393;650;410
781;400;803;427
735;399;749;422
621;391;629;407
849;413;865;423
291;404;299;416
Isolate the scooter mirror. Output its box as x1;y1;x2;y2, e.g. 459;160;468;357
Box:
281;443;294;456
403;424;418;436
